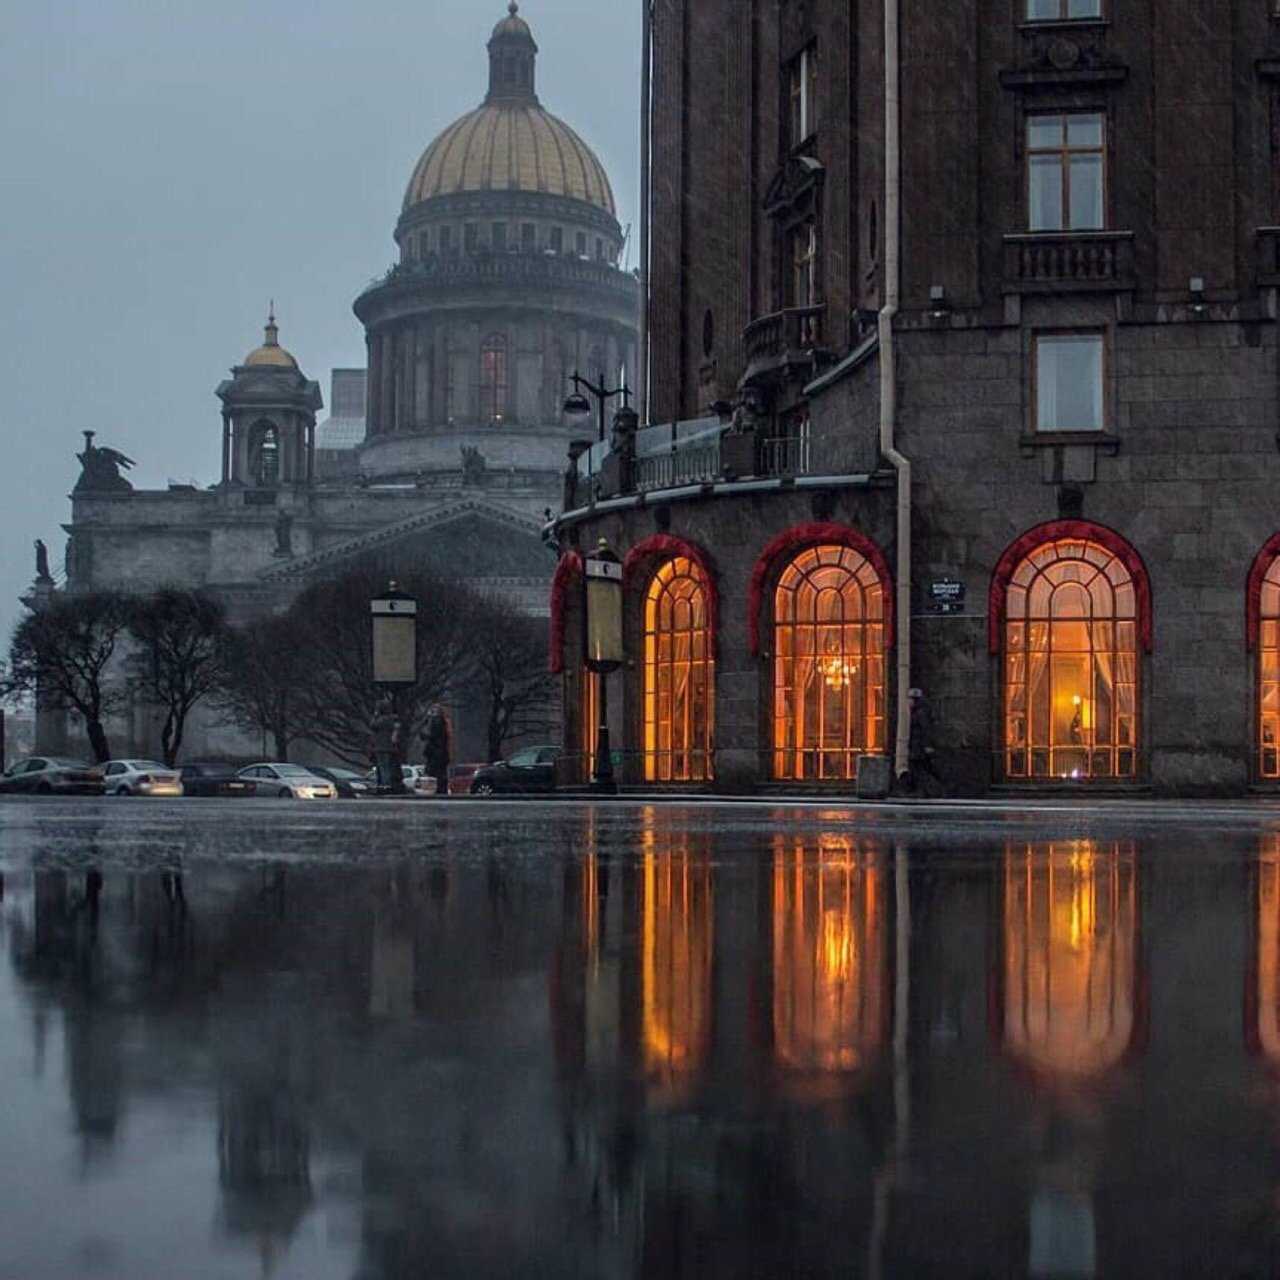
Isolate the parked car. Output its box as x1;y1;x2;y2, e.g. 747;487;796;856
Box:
102;760;183;797
468;746;560;796
448;763;484;796
179;762;257;798
0;757;105;796
363;764;435;795
306;766;371;798
238;763;337;799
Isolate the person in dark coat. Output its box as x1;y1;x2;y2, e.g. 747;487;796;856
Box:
421;705;451;796
370;706;400;792
905;687;940;797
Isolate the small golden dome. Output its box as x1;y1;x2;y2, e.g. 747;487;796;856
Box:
244;308;299;369
404;104;616;216
491;0;533;40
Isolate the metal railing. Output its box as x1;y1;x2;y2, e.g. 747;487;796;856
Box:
633;440;723;492
758;433;812;477
1002;231;1135;292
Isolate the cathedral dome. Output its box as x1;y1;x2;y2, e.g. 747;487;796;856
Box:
401;3;616;218
244;310;298;370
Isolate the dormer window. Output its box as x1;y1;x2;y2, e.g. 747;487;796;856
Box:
787;46;819;149
1027;0;1102;19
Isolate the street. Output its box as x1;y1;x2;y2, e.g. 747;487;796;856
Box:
1;797;1279;1277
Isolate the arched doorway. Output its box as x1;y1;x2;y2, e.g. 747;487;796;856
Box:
772;544;887;781
997;530;1146;782
643;556;715;782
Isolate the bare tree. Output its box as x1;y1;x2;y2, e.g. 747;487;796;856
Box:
6;591;131;762
213;613;309;761
127;589;228;767
288;566;479;767
468;601;557;762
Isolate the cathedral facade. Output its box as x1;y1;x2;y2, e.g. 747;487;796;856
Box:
48;3;639;761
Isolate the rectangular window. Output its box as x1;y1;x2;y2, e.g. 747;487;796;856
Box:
1027;0;1102;18
576;231;587;256
1028;113;1105;231
595;237;605;261
1035;333;1104;432
438;225;452;253
550;226;563;253
788;223;818;307
464;222;479;252
521;222;536;251
492;221;507;250
787;47;819;148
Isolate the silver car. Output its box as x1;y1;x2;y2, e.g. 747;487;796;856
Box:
102;759;184;797
237;763;337;799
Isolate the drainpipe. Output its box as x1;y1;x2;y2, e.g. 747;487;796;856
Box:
638;0;652;425
879;0;911;780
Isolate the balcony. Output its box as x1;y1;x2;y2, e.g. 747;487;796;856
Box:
741;305;829;387
1002;231;1135;294
758;433;812;477
1258;227;1280;287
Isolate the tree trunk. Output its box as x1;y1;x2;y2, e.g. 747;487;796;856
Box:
162;708;186;768
272;724;290;761
86;718;111;764
487;703;504;764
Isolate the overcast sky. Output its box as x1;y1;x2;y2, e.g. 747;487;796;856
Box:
0;0;641;651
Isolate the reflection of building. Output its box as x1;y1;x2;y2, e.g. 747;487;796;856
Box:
771;834;887;1080
1249;836;1280;1063
42;3;638;762
551;1;1280;795
1000;840;1139;1081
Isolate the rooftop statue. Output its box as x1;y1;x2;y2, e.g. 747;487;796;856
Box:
74;430;135;493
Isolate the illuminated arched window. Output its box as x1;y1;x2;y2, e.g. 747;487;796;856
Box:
1260;559;1280;778
250;422;280;486
1002;840;1138;1080
479;333;508;424
773;545;886;781
644;557;715;782
1004;539;1138;781
772;834;887;1083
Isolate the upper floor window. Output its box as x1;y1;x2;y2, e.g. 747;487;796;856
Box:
788;223;818;308
492;222;507;251
438;225;453;254
1034;333;1105;432
521;222;536;251
479;334;508;424
250;423;280;486
1027;0;1102;19
787;47;819;148
464;222;479;253
550;226;563;253
1028;113;1105;231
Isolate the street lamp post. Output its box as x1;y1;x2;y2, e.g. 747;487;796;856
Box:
563;370;632;443
583;539;624;795
370;582;418;796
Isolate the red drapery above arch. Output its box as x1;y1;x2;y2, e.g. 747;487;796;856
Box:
1246;534;1280;652
622;534;719;654
988;520;1153;655
547;550;583;674
747;523;895;656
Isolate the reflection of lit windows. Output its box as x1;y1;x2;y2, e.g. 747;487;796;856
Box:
1252;838;1280;1060
1260;562;1280;779
1004;538;1138;781
1028;113;1105;231
641;833;713;1097
1035;333;1104;433
1002;840;1138;1079
772;835;886;1079
643;557;715;783
774;545;887;782
479;333;508;423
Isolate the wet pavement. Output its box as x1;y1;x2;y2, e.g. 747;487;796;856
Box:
3;797;1280;1278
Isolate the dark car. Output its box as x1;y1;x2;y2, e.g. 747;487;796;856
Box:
0;757;105;796
179;762;257;798
307;766;371;799
469;745;560;796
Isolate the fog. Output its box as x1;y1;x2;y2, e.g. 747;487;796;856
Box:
0;0;640;652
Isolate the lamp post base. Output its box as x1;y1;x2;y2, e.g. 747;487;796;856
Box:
591;725;618;795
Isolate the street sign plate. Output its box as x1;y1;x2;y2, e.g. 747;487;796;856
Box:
929;579;966;615
586;558;623;582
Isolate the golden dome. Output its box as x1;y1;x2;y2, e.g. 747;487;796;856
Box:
244;309;298;369
403;103;616;217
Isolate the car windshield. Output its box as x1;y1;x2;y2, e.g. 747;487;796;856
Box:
328;769;362;781
275;765;312;777
49;758;89;768
507;749;540;767
130;761;167;771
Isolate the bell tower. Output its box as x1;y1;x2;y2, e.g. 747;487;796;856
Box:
485;1;538;105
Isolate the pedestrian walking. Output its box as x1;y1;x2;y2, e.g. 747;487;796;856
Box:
371;704;399;791
421;704;451;796
905;687;941;797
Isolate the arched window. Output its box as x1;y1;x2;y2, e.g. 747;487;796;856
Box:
644;557;715;782
250;422;279;486
1003;538;1138;780
479;334;508;423
1259;556;1280;778
773;545;886;781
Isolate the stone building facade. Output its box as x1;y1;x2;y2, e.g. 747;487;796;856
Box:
552;0;1280;795
43;3;638;763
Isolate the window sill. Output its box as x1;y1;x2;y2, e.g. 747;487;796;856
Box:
1000;64;1128;91
1016;18;1109;34
1020;431;1119;453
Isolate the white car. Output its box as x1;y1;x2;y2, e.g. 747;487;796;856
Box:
237;763;337;799
102;760;184;797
